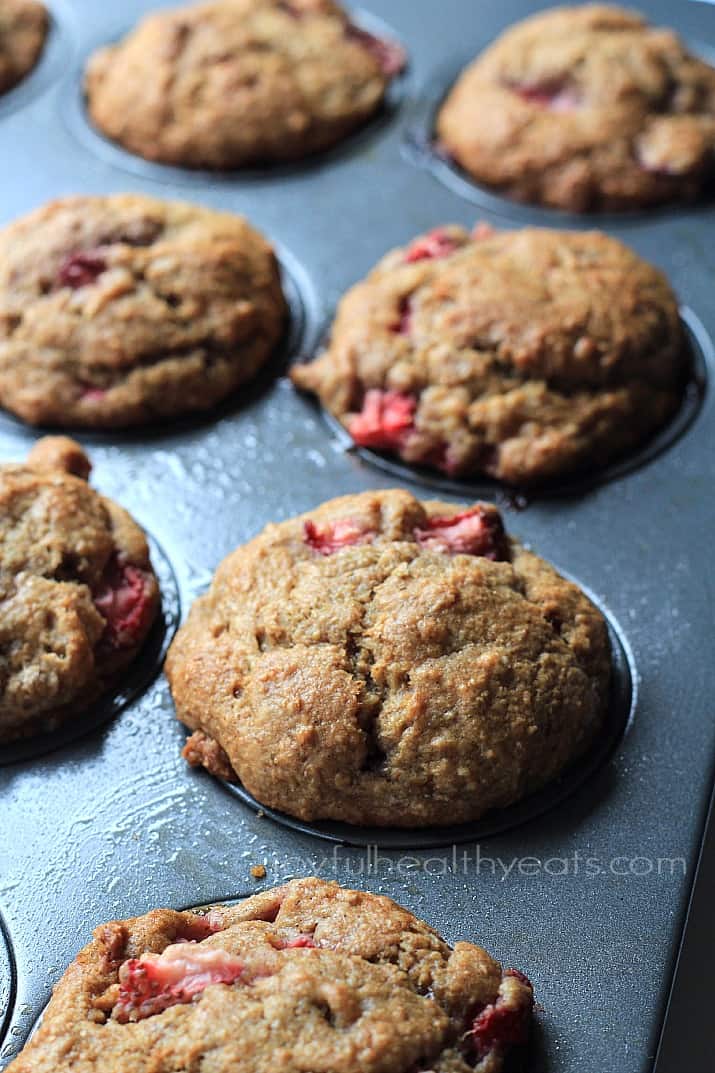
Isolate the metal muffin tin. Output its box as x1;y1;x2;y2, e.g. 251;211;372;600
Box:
0;1;713;1070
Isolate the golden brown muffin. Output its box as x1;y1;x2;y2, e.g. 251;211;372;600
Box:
292;223;684;485
166;489;611;827
0;0;47;96
0;194;287;428
84;0;406;169
6;878;534;1073
0;437;159;743
437;4;715;212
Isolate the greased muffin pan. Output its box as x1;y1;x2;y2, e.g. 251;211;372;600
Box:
0;0;713;1071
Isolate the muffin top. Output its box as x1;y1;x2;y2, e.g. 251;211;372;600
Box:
6;877;534;1073
167;488;610;827
85;0;406;169
0;0;48;96
292;223;684;485
437;4;715;211
0;437;159;743
0;194;287;428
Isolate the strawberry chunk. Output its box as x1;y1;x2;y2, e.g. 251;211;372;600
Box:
404;228;460;264
79;385;107;402
94;555;155;649
304;518;373;556
346;24;407;77
469;969;534;1061
347;389;416;450
272;934;317;949
57;249;107;289
390;295;413;335
510;80;579;112
415;507;508;561
472;221;496;241
113;944;246;1023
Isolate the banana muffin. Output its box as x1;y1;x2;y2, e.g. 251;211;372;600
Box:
0;0;47;96
6;877;534;1073
84;0;406;170
0;194;287;428
436;4;715;212
0;437;159;743
292;223;685;485
166;488;611;827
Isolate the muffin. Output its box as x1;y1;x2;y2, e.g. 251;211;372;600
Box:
0;437;159;743
0;194;287;428
436;4;715;212
291;223;685;485
0;0;48;96
6;877;534;1073
84;0;406;169
166;488;611;827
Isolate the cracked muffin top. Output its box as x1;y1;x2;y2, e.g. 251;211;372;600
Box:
166;489;611;827
436;4;715;212
6;878;534;1073
0;194;287;428
0;0;47;96
84;0;406;170
292;222;685;486
0;437;159;744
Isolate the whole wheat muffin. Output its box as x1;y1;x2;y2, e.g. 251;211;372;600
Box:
0;194;287;428
6;878;534;1073
291;223;685;485
166;489;611;827
0;437;159;744
0;0;47;96
436;4;715;212
84;0;406;170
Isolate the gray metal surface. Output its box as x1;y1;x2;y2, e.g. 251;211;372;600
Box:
0;1;714;1071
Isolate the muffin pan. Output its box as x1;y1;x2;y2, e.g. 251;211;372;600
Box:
0;1;714;1071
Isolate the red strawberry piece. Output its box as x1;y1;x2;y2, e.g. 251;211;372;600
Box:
304;517;374;556
347;389;416;450
415;506;508;561
79;385;107;402
404;227;461;264
345;24;407;77
273;934;317;949
113;944;247;1023
468;970;534;1061
57;249;107;290
177;914;225;942
472;221;496;241
390;295;413;335
94;555;155;649
510;80;579;112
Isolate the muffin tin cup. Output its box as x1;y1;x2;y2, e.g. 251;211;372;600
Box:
0;919;14;1059
0;246;320;446
0;533;180;766
403;34;715;224
199;590;635;850
61;7;410;188
0;0;77;121
1;2;715;1072
295;306;710;504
